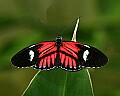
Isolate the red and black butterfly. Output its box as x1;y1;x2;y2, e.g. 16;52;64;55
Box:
11;35;108;71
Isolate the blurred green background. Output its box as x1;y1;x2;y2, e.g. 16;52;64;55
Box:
0;0;120;96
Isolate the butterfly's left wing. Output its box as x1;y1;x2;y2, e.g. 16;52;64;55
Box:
59;42;108;71
11;42;57;70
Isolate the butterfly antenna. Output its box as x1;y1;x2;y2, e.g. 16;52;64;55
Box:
72;17;80;42
61;17;81;34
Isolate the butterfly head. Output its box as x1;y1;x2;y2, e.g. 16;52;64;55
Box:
56;35;62;46
56;35;62;40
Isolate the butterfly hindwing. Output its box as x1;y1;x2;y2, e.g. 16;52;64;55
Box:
33;42;57;70
11;42;57;70
59;42;83;71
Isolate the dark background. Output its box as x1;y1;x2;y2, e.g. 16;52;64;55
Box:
0;0;120;96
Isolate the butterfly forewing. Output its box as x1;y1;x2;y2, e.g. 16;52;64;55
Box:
11;44;41;67
75;43;108;68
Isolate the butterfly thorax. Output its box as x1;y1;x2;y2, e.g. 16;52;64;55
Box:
56;35;62;47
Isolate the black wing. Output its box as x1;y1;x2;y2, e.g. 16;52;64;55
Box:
76;43;108;68
11;42;57;70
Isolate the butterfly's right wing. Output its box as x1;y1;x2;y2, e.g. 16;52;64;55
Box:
59;41;108;71
11;42;57;70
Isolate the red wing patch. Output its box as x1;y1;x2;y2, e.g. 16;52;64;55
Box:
59;42;83;71
34;42;57;70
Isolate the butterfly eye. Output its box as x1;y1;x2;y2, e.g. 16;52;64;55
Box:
56;35;62;40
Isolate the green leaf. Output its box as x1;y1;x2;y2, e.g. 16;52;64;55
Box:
23;69;93;96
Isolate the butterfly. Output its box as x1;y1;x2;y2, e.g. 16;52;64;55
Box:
11;35;108;71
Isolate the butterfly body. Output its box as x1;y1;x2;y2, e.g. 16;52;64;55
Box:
11;35;108;71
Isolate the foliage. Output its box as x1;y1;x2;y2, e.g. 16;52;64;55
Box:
23;69;93;96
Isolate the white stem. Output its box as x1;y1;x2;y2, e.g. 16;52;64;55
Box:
71;17;80;42
71;18;94;96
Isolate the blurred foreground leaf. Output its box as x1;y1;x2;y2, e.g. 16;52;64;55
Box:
23;69;93;96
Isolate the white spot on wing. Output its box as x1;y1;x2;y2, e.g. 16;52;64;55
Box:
84;45;90;48
29;50;34;61
29;45;35;48
83;50;89;62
